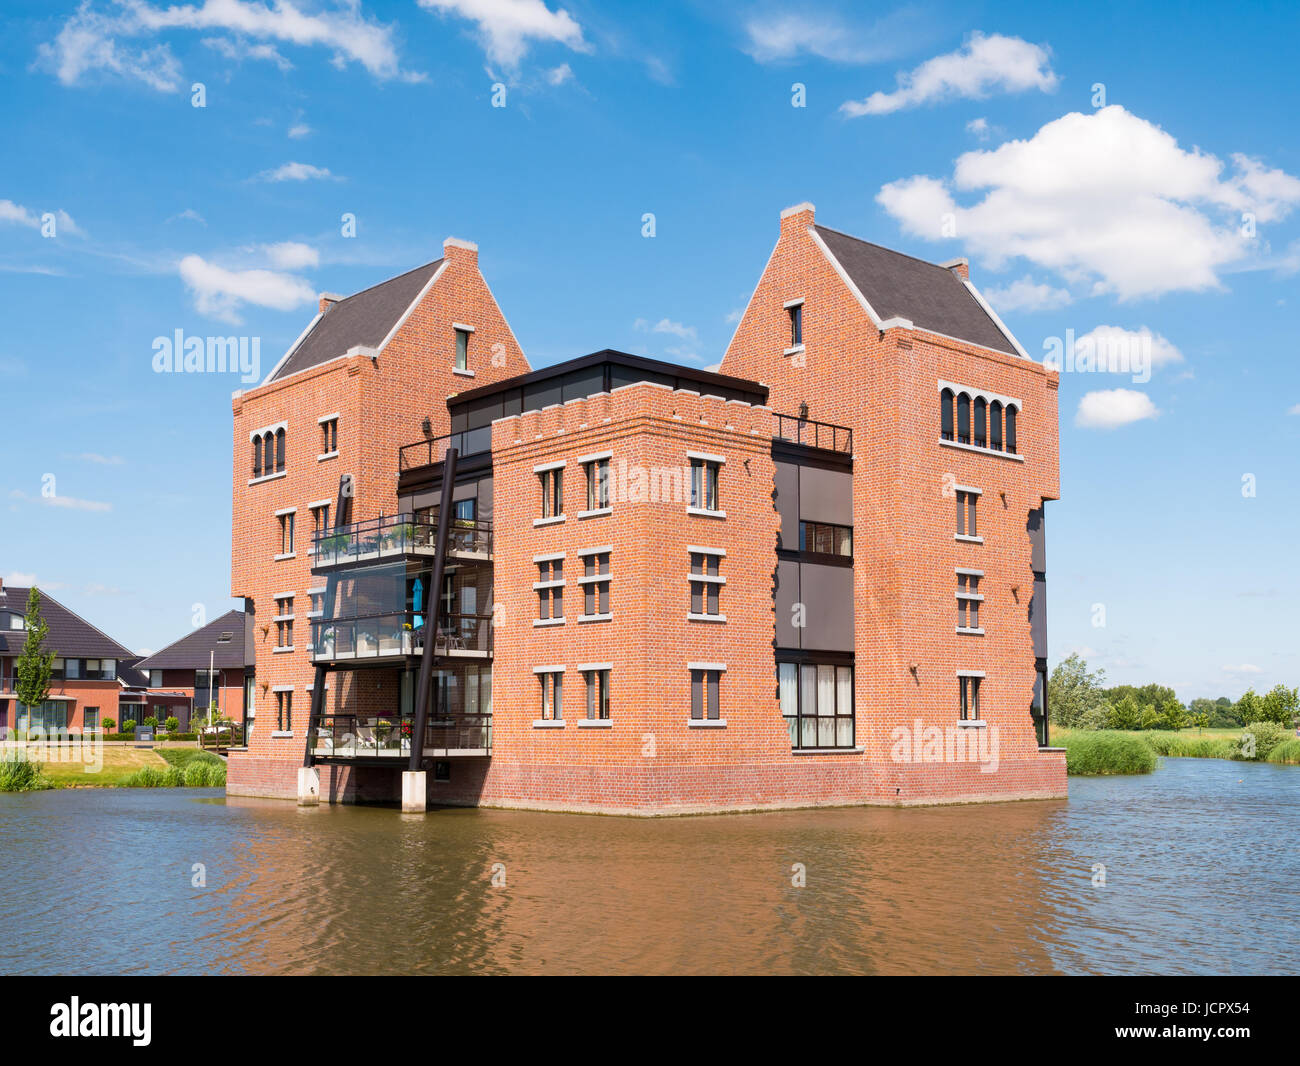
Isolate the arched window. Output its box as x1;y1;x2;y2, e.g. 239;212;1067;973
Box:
990;401;1003;451
940;388;954;441
1005;405;1018;455
262;434;273;475
252;435;262;477
275;428;286;472
973;397;987;448
956;393;970;445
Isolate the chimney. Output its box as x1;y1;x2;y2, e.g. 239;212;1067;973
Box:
941;257;970;283
780;201;815;238
319;292;343;314
443;236;479;269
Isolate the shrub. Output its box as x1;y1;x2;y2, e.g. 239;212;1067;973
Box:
120;720;136;735
1183;737;1237;759
142;716;158;730
102;717;116;732
162;766;184;787
1236;721;1288;760
123;766;165;788
1060;731;1157;775
164;716;179;734
0;756;52;792
1140;732;1185;756
1265;739;1300;765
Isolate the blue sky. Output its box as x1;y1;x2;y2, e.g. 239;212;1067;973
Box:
1;0;1297;700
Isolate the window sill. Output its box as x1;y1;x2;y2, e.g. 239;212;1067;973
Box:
577;720;613;729
958;720;987;728
955;627;985;636
954;534;983;544
272;646;295;654
687;613;727;623
534;515;565;527
687;719;727;728
533;617;565;627
577;507;612;519
792;746;865;755
940;439;1024;462
274;553;297;561
686;507;726;519
577;613;612;623
271;730;295;738
317;452;339;463
532;720;565;729
453;367;475;377
248;471;287;486
783;344;805;357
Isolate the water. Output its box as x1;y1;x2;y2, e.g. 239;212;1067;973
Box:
1;757;1294;975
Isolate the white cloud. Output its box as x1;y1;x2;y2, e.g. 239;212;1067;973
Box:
983;276;1071;312
1223;663;1262;674
262;241;320;270
545;62;573;85
288;123;312;139
72;452;125;465
3;571;39;586
202;36;293;71
0;200;83;237
39;0;412;90
9;489;112;512
1074;388;1159;429
741;11;913;64
966;116;990;139
1073;325;1184;372
418;0;589;70
167;208;206;225
877;105;1300;300
634;317;697;341
255;161;339;183
842;32;1057;116
178;254;315;323
1288;403;1300;416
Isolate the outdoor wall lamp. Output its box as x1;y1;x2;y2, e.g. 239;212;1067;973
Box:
421;416;432;437
798;401;809;420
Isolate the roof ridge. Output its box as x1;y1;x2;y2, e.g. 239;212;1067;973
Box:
814;224;960;275
134;609;243;666
331;258;443;306
15;587;136;658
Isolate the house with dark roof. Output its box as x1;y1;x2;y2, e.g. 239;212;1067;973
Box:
0;580;140;734
134;609;253;732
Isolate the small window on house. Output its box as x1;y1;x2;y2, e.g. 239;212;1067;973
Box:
582;552;610;618
535;559;564;621
940;388;955;441
585;669;610;720
539;468;563;518
788;303;803;347
275;595;294;649
320;418;338;455
689;458;720;511
275;428;286;472
252;435;263;477
276;690;293;731
956;491;978;539
263;433;274;476
959;676;981;721
538;670;563;721
990;401;1004;451
584;458;610;511
278;512;296;556
9;614;25;630
957;393;971;445
798;521;852;557
690;668;721;720
84;707;99;732
957;572;982;631
148;670;162;688
973;397;987;448
455;328;470;371
689;551;722;617
1005;406;1018;455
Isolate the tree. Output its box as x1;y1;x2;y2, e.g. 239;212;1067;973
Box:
14;588;54;737
102;717;116;732
1159;695;1188;731
1234;688;1263;725
1253;684;1298;727
164;716;179;734
1106;693;1142;730
1048;654;1108;729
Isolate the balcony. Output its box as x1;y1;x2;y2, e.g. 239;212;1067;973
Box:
398;427;492;472
311;515;492;572
309;713;492;760
311;612;493;665
773;413;852;454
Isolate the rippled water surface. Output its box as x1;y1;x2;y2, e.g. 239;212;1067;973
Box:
1;757;1294;975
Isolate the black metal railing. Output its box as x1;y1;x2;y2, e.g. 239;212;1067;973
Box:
773;413;852;454
312;514;492;566
398;427;492;471
309;713;492;757
311;611;493;662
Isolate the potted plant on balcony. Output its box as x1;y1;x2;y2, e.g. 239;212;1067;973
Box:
401;621;414;654
357;629;377;655
401;718;412;752
317;625;336;658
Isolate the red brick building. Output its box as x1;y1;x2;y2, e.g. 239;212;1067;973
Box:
133;609;253;732
225;207;1065;813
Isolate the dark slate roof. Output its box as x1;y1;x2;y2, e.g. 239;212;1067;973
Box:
0;588;134;660
814;226;1019;356
269;259;444;382
133;610;248;671
117;657;151;689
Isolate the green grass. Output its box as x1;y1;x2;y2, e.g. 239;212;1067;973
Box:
1053;730;1157;775
0;756;53;792
156;748;224;771
1265;739;1300;765
3;744;227;788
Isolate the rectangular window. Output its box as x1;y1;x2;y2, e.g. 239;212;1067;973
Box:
320;418;338;455
538;671;563;721
455;328;469;371
310;503;330;541
690;668;721;720
789;303;803;346
65;658;81;680
689;459;720;511
780;662;854;749
148;669;162;688
539;467;563;518
535;559;564;621
959;676;981;721
957;572;982;630
798;521;852;557
309;589;326;617
276;690;293;731
278;512;295;555
84;707;99;732
585;669;610;720
689;551;722;616
582;552;610;617
8;614;24;630
275;595;294;648
956;490;978;538
584;458;610;510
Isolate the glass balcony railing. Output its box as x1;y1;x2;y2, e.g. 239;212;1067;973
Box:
309;713;493;758
310;612;493;662
312;515;491;569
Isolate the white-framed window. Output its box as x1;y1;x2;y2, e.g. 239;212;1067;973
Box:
584;667;610;720
955;489;978;539
959;674;982;722
277;510;296;556
584;457;610;511
788;301;803;347
535;557;564;622
309;501;330;543
689;549;724;618
780;661;854;750
319;417;338;456
455;327;470;371
276;689;293;731
274;594;294;649
538;465;563;519
957;570;983;632
688;454;723;513
537;668;563;721
689;664;723;721
580;550;610;618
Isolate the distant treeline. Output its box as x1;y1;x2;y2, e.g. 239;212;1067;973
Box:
1048;653;1298;732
